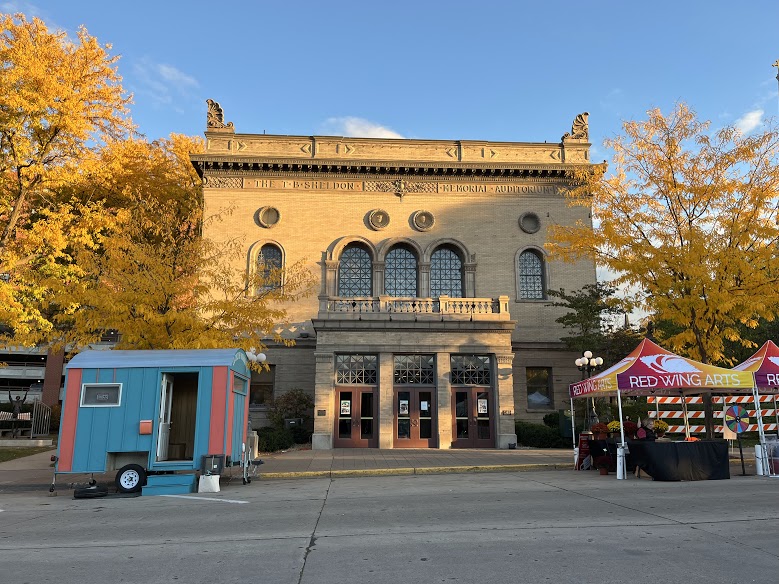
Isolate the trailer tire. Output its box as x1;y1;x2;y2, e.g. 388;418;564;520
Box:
116;464;146;493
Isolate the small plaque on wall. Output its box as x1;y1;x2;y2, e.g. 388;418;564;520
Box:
317;409;326;417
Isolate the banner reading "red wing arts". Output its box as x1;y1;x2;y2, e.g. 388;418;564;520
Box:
569;338;755;398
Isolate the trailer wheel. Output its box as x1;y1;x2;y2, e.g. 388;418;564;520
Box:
115;464;146;493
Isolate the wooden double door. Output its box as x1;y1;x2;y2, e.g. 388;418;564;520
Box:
394;387;437;448
451;387;493;448
334;388;378;448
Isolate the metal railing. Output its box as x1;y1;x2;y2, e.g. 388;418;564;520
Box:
31;399;51;438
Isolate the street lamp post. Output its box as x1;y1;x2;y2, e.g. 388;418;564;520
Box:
575;350;604;431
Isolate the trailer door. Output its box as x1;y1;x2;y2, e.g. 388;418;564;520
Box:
156;373;174;461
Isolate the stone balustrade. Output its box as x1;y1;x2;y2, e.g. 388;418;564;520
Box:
318;295;510;321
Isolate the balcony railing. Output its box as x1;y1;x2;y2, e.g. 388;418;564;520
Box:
319;295;510;321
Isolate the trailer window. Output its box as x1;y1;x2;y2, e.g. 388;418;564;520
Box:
80;383;122;407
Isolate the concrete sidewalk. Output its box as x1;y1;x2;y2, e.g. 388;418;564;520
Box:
253;447;573;479
0;445;759;493
0;447;575;493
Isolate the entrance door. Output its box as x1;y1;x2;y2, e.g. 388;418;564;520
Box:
157;373;174;461
334;388;378;448
451;388;493;448
395;388;436;448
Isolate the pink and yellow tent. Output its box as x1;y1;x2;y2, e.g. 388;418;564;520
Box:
732;340;779;392
570;338;754;399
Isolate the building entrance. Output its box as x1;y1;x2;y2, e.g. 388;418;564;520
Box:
334;388;378;448
394;388;436;448
451;388;493;448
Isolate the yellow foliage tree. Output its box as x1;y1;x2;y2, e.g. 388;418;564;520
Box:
0;13;132;337
56;135;315;356
547;104;779;436
548;103;779;364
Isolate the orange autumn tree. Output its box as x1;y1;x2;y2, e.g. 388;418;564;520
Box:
547;104;779;364
547;104;779;437
548;103;779;363
58;135;315;353
0;13;132;341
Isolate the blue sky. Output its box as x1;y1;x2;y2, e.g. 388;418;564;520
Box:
5;0;779;158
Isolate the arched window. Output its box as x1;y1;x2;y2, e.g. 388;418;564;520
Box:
430;247;464;298
518;250;545;300
257;244;282;293
385;246;418;297
338;244;372;296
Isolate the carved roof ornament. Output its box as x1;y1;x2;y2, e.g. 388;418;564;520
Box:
562;112;589;142
393;178;408;200
206;99;234;131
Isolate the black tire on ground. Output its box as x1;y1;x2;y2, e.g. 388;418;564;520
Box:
115;464;146;493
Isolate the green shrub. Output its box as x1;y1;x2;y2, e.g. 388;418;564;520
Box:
290;426;312;444
268;388;314;430
542;412;560;428
256;427;294;452
515;420;571;448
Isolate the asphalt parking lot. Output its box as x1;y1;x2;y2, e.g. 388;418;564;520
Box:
1;465;777;584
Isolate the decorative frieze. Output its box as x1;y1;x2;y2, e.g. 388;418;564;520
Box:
203;175;243;189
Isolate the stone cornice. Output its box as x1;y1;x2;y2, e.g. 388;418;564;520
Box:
191;156;588;180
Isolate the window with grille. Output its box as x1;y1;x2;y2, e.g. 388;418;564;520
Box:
430;247;463;298
384;246;418;297
257;244;282;293
526;367;553;409
338;244;373;296
335;354;378;384
518;250;545;300
450;355;492;385
393;355;435;384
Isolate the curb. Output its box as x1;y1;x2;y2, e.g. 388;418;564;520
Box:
259;463;566;480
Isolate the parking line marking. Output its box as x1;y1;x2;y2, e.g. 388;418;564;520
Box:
160;495;248;504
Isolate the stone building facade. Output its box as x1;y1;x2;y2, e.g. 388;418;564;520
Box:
190;101;596;450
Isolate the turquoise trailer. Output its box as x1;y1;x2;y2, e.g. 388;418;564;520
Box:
55;349;251;496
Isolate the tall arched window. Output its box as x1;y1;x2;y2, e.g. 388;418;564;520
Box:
385;246;418;297
518;250;545;299
430;247;463;298
338;244;372;296
257;243;282;293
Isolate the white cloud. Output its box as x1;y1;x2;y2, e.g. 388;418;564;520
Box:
132;58;199;107
156;64;198;88
734;109;764;134
320;117;403;139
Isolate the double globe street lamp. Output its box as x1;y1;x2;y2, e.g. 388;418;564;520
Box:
575;350;603;430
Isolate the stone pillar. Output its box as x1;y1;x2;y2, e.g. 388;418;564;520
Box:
418;262;431;298
436;352;452;449
495;353;518;448
378;352;394;449
324;259;339;296
312;352;334;450
373;261;385;296
464;263;477;297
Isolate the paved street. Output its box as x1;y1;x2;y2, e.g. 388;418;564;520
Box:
1;468;777;584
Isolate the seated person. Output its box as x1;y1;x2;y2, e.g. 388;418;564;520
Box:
636;419;656;441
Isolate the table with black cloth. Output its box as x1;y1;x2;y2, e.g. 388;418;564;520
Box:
627;440;730;481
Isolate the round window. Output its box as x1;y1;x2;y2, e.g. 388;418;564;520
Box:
519;212;541;234
257;206;281;228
